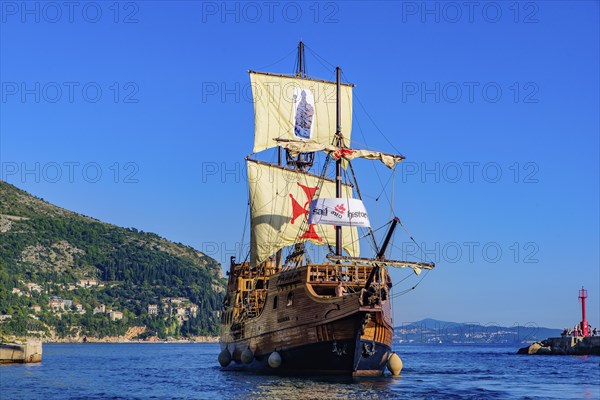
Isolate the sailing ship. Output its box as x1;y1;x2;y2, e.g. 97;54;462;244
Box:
218;42;435;376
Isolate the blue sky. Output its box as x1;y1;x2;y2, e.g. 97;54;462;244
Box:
1;1;598;329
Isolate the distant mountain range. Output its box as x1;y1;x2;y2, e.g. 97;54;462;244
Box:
395;318;562;344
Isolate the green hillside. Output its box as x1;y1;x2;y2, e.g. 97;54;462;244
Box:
0;181;225;340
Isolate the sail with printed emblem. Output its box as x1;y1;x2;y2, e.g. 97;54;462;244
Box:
249;71;353;154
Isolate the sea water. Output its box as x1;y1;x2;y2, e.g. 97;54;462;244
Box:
0;343;598;399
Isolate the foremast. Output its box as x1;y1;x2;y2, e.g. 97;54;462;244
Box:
335;66;343;257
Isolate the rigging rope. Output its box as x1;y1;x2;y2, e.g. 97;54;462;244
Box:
254;48;297;71
342;71;404;156
304;44;337;70
335;220;393;254
239;199;250;261
387;216;435;298
390;269;432;299
352;105;395;213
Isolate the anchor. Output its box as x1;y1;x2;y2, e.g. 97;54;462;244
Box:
331;340;347;356
362;341;376;357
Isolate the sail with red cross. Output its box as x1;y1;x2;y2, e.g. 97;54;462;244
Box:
289;183;323;241
247;160;359;266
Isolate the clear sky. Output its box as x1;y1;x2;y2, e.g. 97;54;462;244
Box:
1;1;598;329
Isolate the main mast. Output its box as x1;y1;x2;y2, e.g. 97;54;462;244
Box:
335;66;342;256
296;41;306;78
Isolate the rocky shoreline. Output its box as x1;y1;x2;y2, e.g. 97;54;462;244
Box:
43;336;220;344
518;336;600;356
22;326;221;344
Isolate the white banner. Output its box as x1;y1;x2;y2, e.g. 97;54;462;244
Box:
308;198;371;227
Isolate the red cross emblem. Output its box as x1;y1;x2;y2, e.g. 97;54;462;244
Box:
289;182;322;241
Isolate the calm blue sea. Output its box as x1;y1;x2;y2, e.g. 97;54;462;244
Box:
0;343;598;400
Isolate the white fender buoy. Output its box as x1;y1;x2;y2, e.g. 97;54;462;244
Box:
218;349;231;367
241;348;254;364
268;351;282;368
387;352;403;376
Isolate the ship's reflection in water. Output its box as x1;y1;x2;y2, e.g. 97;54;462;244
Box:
223;373;399;399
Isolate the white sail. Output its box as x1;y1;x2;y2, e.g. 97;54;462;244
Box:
250;72;353;154
276;139;404;169
326;255;435;275
248;160;359;266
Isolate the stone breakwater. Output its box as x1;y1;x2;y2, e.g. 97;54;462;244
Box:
518;336;600;356
0;340;43;363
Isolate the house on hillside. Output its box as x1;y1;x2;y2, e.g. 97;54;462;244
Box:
93;304;106;314
148;304;158;315
49;296;72;311
109;310;123;321
49;298;63;310
77;279;98;288
188;305;198;318
170;297;188;305
25;282;43;293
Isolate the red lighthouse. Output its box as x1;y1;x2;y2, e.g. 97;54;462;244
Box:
578;286;589;337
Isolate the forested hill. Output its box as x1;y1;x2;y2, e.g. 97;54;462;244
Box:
0;181;225;340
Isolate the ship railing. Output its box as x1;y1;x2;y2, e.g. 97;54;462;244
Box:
307;264;374;286
232;261;277;279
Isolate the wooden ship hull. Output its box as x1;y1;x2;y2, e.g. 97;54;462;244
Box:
219;261;394;376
